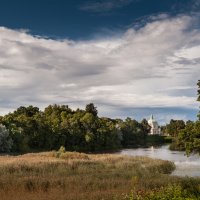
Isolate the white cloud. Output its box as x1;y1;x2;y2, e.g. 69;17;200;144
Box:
0;15;199;121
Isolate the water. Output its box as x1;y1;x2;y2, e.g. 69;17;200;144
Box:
117;145;200;177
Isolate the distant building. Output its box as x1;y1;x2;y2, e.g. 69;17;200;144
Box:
148;115;161;135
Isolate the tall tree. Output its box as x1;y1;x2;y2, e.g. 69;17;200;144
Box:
141;119;151;135
120;118;146;147
177;80;200;155
165;120;185;137
85;103;98;117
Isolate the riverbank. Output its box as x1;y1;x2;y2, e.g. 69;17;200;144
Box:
118;145;200;177
89;135;173;153
0;151;199;200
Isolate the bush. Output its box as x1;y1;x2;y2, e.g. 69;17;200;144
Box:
56;146;66;158
127;184;199;200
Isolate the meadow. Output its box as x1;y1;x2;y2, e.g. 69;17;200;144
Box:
0;150;199;200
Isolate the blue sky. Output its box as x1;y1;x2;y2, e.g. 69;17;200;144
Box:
0;0;199;39
0;0;199;123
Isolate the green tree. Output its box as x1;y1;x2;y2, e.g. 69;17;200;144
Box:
43;104;73;150
1;106;40;152
175;80;200;155
120;118;146;147
97;118;122;150
141;118;151;135
165;119;185;137
178;121;200;155
85;103;98;117
0;124;13;152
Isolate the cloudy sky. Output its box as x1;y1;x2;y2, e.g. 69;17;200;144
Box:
0;0;199;123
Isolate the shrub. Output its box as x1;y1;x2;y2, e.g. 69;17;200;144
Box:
127;184;199;200
56;146;66;158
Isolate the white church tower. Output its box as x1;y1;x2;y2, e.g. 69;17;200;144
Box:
148;115;161;135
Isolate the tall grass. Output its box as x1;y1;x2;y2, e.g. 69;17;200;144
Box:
0;151;198;200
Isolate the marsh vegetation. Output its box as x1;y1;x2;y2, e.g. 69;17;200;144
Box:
0;150;199;200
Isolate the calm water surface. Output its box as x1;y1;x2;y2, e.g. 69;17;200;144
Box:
117;145;200;177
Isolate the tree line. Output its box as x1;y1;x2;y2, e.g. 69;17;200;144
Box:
0;103;152;153
0;80;199;155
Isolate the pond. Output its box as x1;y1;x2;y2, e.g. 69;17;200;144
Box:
117;145;200;177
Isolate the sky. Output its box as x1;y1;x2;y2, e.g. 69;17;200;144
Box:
0;0;200;124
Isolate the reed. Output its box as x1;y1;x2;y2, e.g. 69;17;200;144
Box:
0;151;195;200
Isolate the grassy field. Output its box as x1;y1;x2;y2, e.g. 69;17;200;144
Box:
0;150;199;200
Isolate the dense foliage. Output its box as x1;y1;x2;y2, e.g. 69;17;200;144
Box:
127;184;200;200
0;103;154;153
163;119;185;137
178;120;200;155
168;80;200;155
0;124;13;152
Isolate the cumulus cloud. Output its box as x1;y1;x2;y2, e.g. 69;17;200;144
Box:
0;15;199;122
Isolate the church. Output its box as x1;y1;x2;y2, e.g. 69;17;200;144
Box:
148;115;161;135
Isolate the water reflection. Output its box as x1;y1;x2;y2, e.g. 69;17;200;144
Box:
117;145;200;177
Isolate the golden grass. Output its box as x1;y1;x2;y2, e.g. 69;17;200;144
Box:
0;151;176;200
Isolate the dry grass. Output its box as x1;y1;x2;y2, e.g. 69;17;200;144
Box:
0;151;176;200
